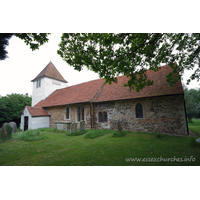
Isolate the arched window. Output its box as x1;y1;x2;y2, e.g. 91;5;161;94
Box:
78;106;84;121
136;103;143;118
99;111;108;122
65;107;70;120
66;107;69;119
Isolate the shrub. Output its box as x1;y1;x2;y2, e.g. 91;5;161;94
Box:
0;124;13;142
154;129;162;139
112;131;128;138
6;124;13;139
84;131;104;139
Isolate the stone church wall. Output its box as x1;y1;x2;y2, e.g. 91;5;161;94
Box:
48;104;91;129
93;94;188;135
47;94;188;135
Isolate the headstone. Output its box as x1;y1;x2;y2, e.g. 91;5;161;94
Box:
79;120;85;132
9;122;17;133
117;120;122;132
70;122;77;134
3;122;8;133
0;127;3;139
2;122;13;139
57;124;63;130
196;138;200;143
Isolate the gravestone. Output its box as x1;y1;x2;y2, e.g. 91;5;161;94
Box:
79;120;85;132
0;127;3;139
117;120;122;132
196;138;200;144
70;122;77;134
2;122;13;139
9;122;17;133
3;122;8;133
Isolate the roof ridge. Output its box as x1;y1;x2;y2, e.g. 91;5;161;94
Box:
31;62;67;83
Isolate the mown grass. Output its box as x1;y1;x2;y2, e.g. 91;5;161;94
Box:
0;126;200;166
188;118;200;136
12;129;48;141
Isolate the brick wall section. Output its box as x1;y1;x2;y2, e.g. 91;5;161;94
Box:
93;94;188;135
48;104;91;129
48;106;65;127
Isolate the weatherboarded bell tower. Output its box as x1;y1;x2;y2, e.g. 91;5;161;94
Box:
31;62;68;107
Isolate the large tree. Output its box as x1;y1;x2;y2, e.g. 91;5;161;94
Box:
184;86;200;122
58;33;200;91
1;33;200;91
0;33;50;60
0;93;31;127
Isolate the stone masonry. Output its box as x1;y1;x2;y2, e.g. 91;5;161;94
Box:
93;94;188;135
48;104;91;129
47;94;188;135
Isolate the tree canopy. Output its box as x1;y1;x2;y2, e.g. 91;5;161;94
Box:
184;86;200;122
0;93;31;127
0;33;50;60
1;33;200;91
57;33;200;91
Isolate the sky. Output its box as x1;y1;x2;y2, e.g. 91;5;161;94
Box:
1;33;200;97
0;33;100;97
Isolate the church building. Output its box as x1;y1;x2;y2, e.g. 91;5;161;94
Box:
20;62;189;135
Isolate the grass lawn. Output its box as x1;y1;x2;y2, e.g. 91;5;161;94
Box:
1;124;200;166
188;118;200;137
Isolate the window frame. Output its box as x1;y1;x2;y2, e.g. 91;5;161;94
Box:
64;106;70;120
36;79;41;88
66;107;69;119
135;103;145;119
98;111;108;123
77;106;84;122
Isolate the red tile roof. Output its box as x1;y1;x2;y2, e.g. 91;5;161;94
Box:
26;106;50;117
40;78;105;107
31;61;67;83
93;64;184;102
36;64;183;108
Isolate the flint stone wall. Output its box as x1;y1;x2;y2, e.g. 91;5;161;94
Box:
93;94;188;135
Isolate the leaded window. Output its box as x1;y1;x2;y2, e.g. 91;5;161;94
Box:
103;112;107;122
136;103;143;118
99;111;108;122
99;112;103;122
78;106;84;121
66;107;69;119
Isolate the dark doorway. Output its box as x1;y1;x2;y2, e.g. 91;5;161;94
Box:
24;116;28;131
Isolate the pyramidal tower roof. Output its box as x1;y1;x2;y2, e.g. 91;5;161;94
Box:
31;61;68;83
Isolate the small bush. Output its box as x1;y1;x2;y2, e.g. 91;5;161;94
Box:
6;124;13;137
154;130;162;139
84;131;104;139
112;131;128;138
0;124;13;142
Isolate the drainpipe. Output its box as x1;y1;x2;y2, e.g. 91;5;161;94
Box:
89;103;93;129
183;94;189;135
